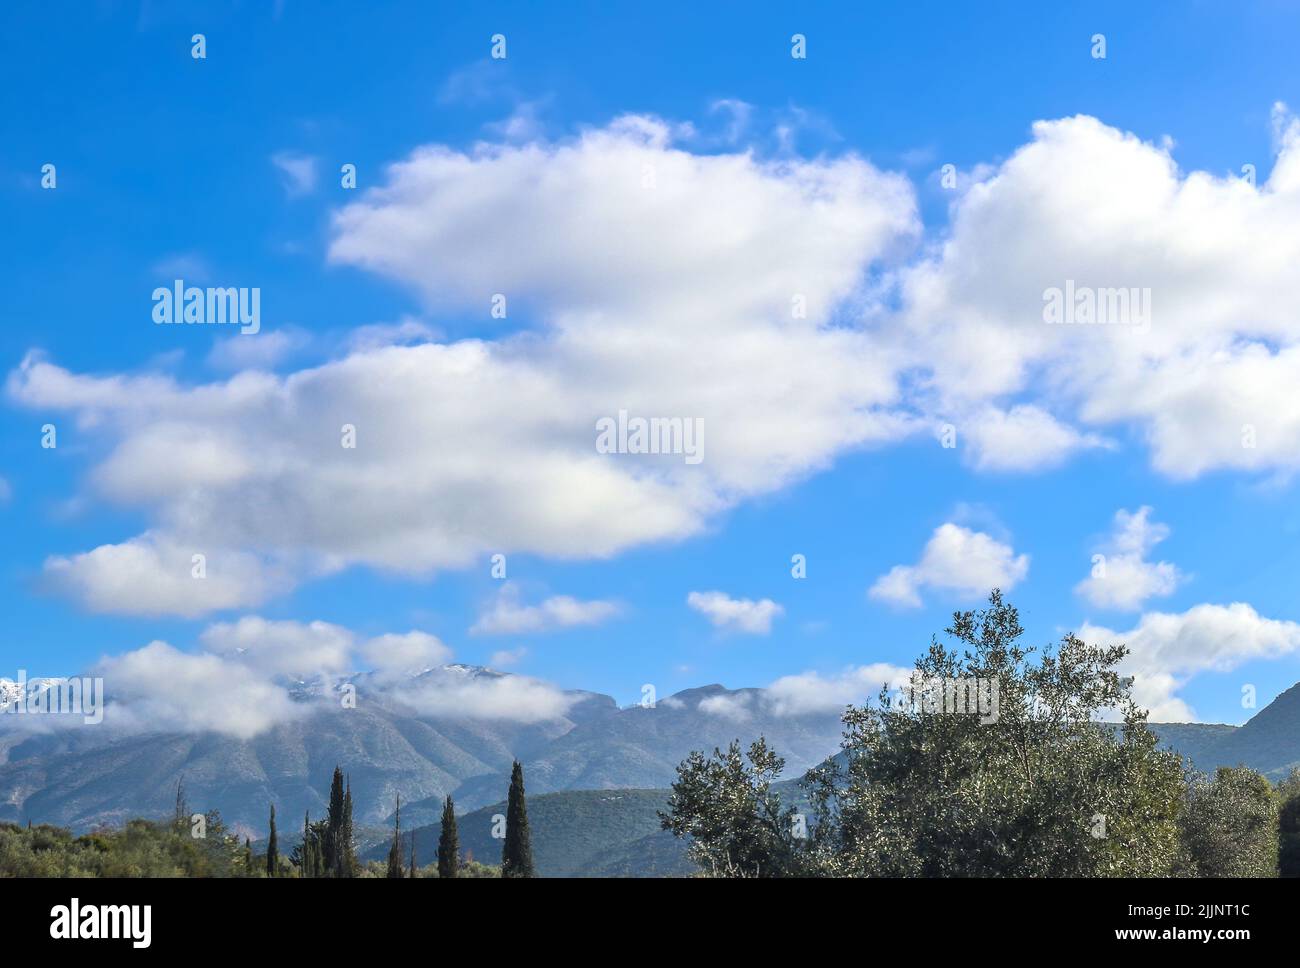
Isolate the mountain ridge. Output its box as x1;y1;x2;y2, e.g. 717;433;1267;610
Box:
4;664;1298;847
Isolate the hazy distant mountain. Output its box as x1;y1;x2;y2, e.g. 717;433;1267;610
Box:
442;683;848;814
0;668;845;836
5;662;1299;863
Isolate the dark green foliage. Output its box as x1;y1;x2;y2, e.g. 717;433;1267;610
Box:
322;766;356;877
1279;768;1300;877
0;818;245;877
437;795;460;878
364;789;687;876
501;761;535;878
1177;766;1278;877
1279;801;1300;876
660;738;801;877
808;591;1186;877
266;803;278;877
341;777;357;877
665;591;1190;878
291;812;328;878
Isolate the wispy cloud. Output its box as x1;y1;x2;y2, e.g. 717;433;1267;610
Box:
687;591;783;635
271;151;318;197
471;583;621;635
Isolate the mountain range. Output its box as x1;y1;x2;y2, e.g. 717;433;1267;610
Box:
0;665;847;836
3;665;1299;876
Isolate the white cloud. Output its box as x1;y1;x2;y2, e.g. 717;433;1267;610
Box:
1075;506;1185;611
327;115;915;321
898;108;1300;480
344;317;438;352
42;533;290;618
10;117;918;617
708;98;754;144
960;404;1111;472
94;641;305;740
22;109;1300;619
1081;602;1300;722
470;583;621;635
686;591;783;635
764;663;913;716
55;618;569;737
869;523;1029;608
271;151;318;197
208;328;310;371
200;616;355;678
485;101;549;142
386;669;575;723
488;647;527;668
360;631;453;677
698;692;754;721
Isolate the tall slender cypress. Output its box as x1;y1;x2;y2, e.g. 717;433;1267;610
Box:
244;838;253;876
266;803;278;878
437;795;460;879
341;776;356;878
386;795;405;878
325;766;346;876
501;761;535;878
301;811;315;879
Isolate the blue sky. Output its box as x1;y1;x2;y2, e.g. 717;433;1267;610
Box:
4;0;1300;728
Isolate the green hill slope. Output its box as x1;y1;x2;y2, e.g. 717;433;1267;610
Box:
365;788;691;877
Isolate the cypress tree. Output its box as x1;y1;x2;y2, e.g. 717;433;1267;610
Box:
501;760;535;878
386;795;405;878
244;837;254;876
300;811;315;879
266;803;278;878
324;766;346;876
341;776;356;878
408;829;417;878
437;795;460;879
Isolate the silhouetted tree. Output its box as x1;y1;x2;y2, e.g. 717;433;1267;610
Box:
324;766;346;876
438;795;460;879
501;761;535;878
341;776;357;877
266;804;278;877
294;811;320;879
1276;768;1300;877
